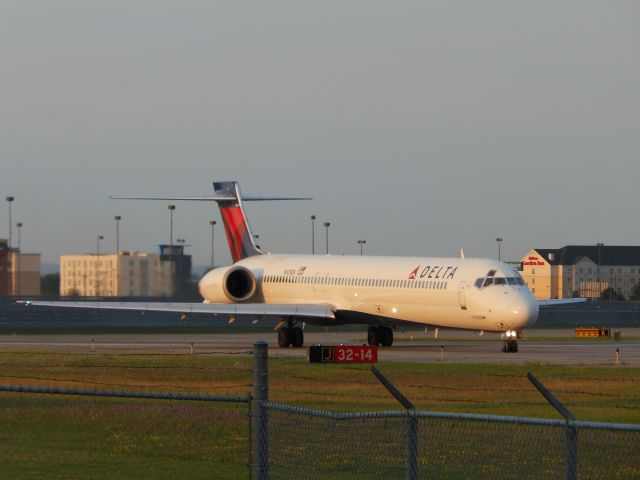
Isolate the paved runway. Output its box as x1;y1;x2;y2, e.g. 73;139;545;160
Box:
0;329;638;365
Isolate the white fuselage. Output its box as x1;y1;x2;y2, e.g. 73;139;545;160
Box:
199;254;539;332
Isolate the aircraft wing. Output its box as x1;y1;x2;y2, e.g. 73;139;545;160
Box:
19;301;335;320
537;298;587;307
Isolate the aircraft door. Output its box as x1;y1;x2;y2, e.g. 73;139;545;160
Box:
458;282;468;310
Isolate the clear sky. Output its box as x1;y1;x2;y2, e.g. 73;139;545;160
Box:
1;1;639;268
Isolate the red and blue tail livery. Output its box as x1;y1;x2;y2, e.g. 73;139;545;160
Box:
213;182;261;262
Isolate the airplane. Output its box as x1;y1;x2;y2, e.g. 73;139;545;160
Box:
23;181;583;353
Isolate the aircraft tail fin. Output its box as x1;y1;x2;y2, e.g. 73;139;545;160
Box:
213;182;262;262
111;182;311;264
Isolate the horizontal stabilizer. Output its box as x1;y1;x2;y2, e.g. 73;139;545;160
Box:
110;195;312;202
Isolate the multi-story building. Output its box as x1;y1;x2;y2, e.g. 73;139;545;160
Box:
9;252;41;296
60;251;175;297
0;239;9;295
520;246;640;300
0;240;41;296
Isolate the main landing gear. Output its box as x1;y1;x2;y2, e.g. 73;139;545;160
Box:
501;330;519;353
367;326;394;347
277;319;304;348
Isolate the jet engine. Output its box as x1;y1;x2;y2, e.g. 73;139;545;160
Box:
199;265;257;303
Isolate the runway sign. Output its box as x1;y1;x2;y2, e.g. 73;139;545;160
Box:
308;345;378;364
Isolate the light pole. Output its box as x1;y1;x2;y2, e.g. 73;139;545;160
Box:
209;220;216;266
496;237;503;261
16;222;22;295
168;204;176;268
6;196;14;250
176;238;186;286
5;197;14;295
357;240;366;256
310;215;316;255
324;222;330;255
114;215;122;253
96;235;104;297
16;223;22;252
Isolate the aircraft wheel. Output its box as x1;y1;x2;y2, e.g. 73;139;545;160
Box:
503;339;518;353
367;326;381;346
277;327;292;348
291;327;304;348
381;327;394;347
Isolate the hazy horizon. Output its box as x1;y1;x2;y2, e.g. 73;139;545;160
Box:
2;1;638;267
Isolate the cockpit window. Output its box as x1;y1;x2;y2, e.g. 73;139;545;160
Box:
475;273;524;289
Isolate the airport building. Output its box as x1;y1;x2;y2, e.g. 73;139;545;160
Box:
0;240;9;295
0;239;41;296
59;246;191;297
9;252;41;296
60;251;173;297
520;246;640;300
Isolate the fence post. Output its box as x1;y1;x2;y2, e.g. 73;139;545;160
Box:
527;373;577;480
371;366;418;480
565;421;578;480
406;410;418;480
252;341;269;480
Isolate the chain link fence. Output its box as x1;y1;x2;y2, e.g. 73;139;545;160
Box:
263;404;640;480
1;342;639;479
0;385;252;480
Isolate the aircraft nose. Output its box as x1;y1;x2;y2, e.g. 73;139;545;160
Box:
509;294;539;329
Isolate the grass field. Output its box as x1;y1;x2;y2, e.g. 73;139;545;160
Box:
0;352;638;478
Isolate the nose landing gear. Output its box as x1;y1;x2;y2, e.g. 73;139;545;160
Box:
501;330;520;353
367;326;394;347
